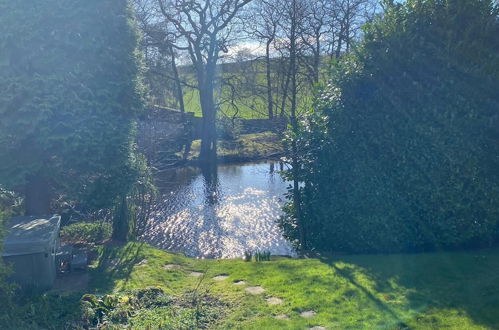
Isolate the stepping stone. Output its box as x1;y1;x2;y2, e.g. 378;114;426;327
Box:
266;297;283;305
300;311;317;318
245;286;265;295
107;258;120;268
309;327;326;330
212;275;229;281
136;259;148;266
275;314;290;320
189;272;204;277
163;264;182;270
233;280;246;286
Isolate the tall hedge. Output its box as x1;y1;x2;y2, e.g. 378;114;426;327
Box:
0;0;145;214
282;0;499;253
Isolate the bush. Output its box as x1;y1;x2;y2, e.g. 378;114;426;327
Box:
0;189;16;323
0;0;145;214
217;116;242;140
282;0;499;253
61;221;112;246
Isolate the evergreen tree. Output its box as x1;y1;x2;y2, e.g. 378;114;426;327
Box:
282;0;499;253
0;0;145;215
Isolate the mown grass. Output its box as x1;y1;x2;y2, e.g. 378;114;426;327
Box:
6;242;499;329
83;243;499;329
187;132;284;163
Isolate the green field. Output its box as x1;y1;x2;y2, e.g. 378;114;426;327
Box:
181;70;315;119
11;243;499;329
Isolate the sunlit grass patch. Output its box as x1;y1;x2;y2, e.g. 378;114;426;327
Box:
7;242;499;328
86;243;499;329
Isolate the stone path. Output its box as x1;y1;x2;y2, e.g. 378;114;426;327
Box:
309;327;326;330
245;286;265;295
266;297;283;305
200;272;323;325
300;311;317;318
274;314;290;320
163;264;182;270
212;275;230;281
189;271;204;277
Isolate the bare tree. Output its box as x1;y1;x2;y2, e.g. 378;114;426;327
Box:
273;0;309;248
299;0;330;85
134;0;189;111
328;0;378;59
157;0;253;165
248;0;282;119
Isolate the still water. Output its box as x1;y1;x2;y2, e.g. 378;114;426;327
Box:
142;162;296;258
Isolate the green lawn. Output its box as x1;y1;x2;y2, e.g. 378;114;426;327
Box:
7;243;499;329
84;243;499;329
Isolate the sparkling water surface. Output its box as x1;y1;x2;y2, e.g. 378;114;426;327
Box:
142;162;296;258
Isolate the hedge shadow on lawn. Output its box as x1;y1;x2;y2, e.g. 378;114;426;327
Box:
318;249;499;329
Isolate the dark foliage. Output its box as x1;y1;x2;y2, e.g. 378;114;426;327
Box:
0;0;145;213
282;0;499;253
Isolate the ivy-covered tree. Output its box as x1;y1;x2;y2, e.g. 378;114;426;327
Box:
0;0;145;215
282;0;499;253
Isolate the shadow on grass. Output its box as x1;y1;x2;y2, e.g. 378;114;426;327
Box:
89;241;146;292
318;248;499;329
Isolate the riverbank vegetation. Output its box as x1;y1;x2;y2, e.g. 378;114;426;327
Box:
3;243;499;329
188;132;284;164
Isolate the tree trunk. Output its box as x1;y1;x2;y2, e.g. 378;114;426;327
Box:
25;175;51;216
170;46;185;114
265;40;274;120
289;0;306;249
112;194;129;241
279;59;292;118
198;67;217;165
313;36;321;84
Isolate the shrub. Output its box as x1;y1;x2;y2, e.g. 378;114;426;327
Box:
217;116;242;140
254;251;271;262
61;221;112;246
0;0;145;215
0;189;16;323
282;0;499;253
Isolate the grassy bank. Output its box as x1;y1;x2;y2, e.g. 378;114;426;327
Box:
7;243;499;329
187;132;284;164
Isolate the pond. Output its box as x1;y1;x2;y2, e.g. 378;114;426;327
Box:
141;161;296;259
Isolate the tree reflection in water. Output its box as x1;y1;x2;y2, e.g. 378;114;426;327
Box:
142;162;295;258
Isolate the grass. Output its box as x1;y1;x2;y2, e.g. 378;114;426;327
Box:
181;72;315;119
6;242;499;328
187;132;284;163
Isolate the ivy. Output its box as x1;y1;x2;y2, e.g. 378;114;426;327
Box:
0;0;146;211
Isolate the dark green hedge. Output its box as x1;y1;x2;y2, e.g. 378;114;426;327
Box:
0;0;145;211
282;0;499;253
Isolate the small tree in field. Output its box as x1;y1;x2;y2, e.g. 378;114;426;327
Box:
0;0;145;219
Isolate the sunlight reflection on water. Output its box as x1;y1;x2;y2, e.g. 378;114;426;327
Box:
141;161;296;259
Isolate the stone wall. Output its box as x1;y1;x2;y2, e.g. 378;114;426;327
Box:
136;106;193;164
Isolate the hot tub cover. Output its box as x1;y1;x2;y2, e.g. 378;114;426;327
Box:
2;215;61;257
